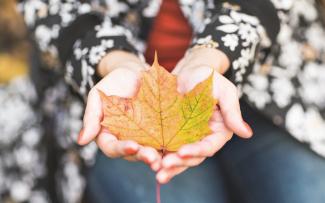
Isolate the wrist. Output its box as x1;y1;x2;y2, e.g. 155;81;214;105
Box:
98;50;145;77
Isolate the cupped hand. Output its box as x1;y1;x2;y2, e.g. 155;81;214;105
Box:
78;52;161;171
156;48;253;184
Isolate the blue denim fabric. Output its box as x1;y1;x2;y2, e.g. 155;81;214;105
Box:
85;102;325;203
85;154;227;203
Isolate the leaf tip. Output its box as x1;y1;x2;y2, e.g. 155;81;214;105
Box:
153;50;159;67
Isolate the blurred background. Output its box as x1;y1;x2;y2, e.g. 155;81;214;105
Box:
0;0;29;83
0;1;94;203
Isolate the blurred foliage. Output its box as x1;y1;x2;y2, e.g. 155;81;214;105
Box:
0;0;29;83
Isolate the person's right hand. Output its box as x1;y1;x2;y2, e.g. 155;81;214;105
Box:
77;51;162;171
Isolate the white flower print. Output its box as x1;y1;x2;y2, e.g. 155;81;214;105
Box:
189;1;206;32
285;103;306;141
89;45;106;65
195;35;212;44
95;21;133;41
105;0;129;17
29;191;49;203
193;35;219;48
219;15;235;24
80;59;95;95
217;24;239;33
243;74;271;109
291;0;317;24
180;0;196;5
286;105;325;149
221;34;239;51
238;23;259;46
277;23;292;44
271;0;294;10
61;160;85;203
216;9;263;55
101;39;114;49
74;47;88;60
310;142;325;157
304;108;325;142
143;0;162;17
235;70;243;82
35;24;59;51
298;62;325;108
78;3;92;14
306;24;325;51
238;48;251;68
20;0;47;26
10;181;31;202
232;48;251;83
59;2;76;26
270;77;295;108
278;41;302;75
230;10;259;25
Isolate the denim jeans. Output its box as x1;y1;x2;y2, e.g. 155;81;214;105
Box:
85;102;325;203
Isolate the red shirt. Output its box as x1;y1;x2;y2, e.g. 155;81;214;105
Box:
145;0;193;72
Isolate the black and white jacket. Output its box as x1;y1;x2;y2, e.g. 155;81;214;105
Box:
19;0;325;158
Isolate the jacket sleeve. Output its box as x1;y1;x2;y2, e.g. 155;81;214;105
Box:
19;0;142;98
180;0;280;94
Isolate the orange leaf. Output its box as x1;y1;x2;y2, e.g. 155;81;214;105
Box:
100;53;218;152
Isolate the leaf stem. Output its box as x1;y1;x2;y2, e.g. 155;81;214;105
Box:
156;180;161;203
156;149;166;203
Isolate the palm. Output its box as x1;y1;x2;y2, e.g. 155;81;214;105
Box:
80;67;162;170
155;65;252;184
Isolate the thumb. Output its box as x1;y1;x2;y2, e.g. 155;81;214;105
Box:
213;73;253;138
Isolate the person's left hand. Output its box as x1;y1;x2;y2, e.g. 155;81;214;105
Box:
156;47;253;184
156;107;233;184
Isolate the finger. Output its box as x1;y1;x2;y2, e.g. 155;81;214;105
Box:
162;153;205;168
156;166;188;184
178;132;232;158
176;65;213;94
79;68;141;145
96;68;140;98
78;88;103;145
209;109;223;123
135;146;162;171
213;73;253;138
123;155;138;162
172;58;187;75
96;131;139;158
123;147;162;171
208;110;233;136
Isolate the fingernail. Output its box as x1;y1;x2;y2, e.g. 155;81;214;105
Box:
77;128;84;144
178;149;190;158
125;147;137;155
244;122;253;136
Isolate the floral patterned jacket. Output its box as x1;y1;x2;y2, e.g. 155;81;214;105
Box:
9;0;325;202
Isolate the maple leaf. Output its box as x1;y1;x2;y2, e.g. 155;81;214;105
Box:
100;53;218;152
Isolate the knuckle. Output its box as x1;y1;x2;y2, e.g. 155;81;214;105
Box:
202;141;215;157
